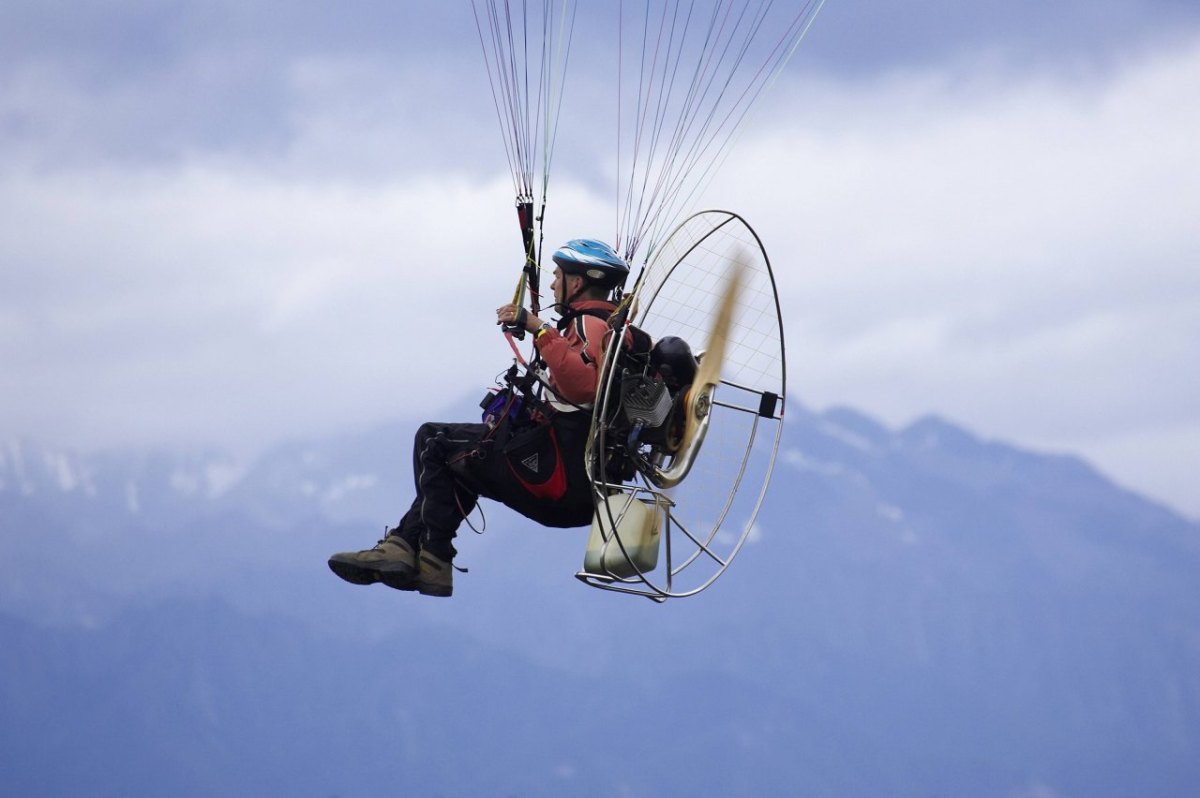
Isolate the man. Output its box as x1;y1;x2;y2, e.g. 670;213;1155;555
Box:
327;239;629;597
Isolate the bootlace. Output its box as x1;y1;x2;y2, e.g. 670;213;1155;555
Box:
373;525;403;551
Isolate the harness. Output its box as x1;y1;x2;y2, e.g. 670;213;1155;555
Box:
462;302;661;507
459;305;619;505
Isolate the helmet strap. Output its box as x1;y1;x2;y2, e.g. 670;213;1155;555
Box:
559;273;590;310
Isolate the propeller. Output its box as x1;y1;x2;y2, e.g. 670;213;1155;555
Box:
651;249;745;488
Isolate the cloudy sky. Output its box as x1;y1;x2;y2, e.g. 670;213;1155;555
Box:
2;0;1198;519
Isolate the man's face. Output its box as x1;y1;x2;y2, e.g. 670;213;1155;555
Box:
551;266;577;306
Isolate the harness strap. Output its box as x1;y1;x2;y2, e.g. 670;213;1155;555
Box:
556;306;614;330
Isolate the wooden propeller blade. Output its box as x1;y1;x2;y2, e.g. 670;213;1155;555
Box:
652;249;746;487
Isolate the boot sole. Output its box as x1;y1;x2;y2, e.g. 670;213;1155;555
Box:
328;557;416;588
380;569;419;592
416;582;452;598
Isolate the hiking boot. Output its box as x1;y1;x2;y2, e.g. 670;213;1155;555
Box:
416;550;454;598
328;534;417;589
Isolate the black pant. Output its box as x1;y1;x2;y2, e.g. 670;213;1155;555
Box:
394;412;594;561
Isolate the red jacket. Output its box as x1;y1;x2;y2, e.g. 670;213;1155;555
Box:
533;299;616;406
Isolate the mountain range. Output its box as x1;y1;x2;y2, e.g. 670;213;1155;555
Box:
2;403;1198;797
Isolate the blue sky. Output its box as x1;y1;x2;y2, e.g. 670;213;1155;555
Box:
2;1;1198;518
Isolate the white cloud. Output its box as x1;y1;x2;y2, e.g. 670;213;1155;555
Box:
704;37;1200;518
1;20;1197;522
0;161;580;452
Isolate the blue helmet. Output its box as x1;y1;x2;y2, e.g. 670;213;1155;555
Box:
551;239;629;290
